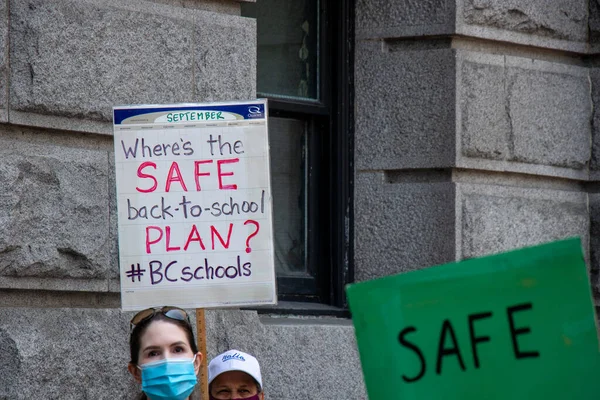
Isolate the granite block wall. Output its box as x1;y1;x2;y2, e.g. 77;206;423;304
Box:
355;0;595;291
8;0;255;135
0;0;6;122
1;0;598;398
0;1;363;399
0;308;363;399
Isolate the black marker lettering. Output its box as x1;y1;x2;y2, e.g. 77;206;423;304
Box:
507;303;540;359
436;319;466;374
468;312;492;368
398;327;426;383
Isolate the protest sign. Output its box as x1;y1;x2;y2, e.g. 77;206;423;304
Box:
113;100;276;311
346;238;600;399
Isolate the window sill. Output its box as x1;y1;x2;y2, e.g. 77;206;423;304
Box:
242;301;350;318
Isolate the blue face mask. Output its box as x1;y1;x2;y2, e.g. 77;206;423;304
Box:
140;356;198;400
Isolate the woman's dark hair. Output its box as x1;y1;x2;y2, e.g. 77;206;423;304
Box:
129;312;198;365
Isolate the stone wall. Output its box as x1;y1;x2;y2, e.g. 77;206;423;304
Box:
355;0;599;302
0;1;363;399
1;0;599;398
0;308;363;399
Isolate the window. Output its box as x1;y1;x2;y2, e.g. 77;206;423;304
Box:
241;0;354;307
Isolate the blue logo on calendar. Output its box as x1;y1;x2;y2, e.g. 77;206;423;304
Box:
247;105;265;119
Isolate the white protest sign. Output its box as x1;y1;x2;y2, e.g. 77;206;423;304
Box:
113;100;276;311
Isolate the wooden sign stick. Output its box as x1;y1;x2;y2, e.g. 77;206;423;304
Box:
196;308;209;400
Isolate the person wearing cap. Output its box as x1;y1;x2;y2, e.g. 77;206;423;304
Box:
208;350;264;400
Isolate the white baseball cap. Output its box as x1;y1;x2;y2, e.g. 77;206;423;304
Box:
208;350;263;390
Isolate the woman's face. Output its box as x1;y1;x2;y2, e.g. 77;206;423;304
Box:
210;371;264;399
128;320;202;383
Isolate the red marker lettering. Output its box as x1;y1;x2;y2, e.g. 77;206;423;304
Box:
217;158;239;190
136;162;158;193
194;160;213;191
165;161;188;192
145;226;163;253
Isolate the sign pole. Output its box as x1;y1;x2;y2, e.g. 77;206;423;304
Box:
196;308;209;400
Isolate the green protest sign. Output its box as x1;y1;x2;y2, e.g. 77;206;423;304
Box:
347;238;600;399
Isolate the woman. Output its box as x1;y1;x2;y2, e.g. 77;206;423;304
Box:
208;350;264;400
128;306;203;400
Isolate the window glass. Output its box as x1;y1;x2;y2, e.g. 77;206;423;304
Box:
241;0;342;300
242;0;319;101
268;117;308;277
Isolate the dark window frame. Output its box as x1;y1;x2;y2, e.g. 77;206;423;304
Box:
249;0;354;309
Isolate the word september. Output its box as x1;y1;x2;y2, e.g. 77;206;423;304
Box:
166;111;225;122
398;302;539;383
